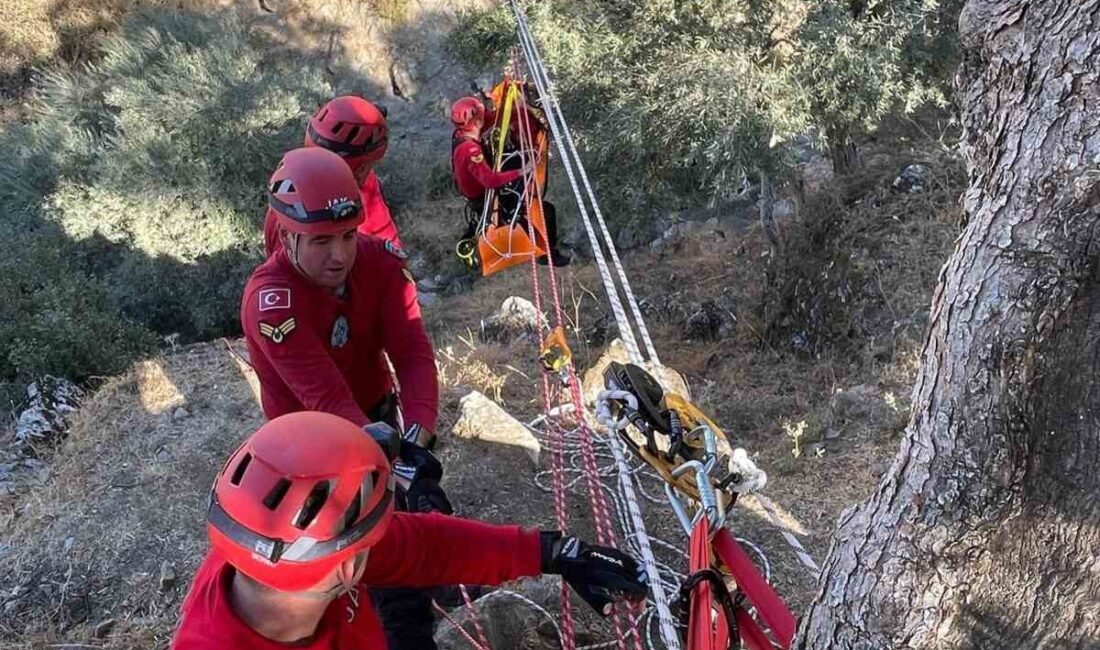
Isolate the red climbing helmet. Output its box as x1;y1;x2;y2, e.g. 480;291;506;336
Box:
305;96;389;175
207;412;395;591
268;147;365;236
450;96;485;129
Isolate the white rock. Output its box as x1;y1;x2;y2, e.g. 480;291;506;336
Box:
581;339;691;408
450;391;540;465
13;376;84;445
481;296;541;342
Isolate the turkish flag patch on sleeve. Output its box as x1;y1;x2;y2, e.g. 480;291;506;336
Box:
258;288;291;311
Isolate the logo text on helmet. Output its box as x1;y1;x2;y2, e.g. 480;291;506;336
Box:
326;197;358;220
254;539;276;561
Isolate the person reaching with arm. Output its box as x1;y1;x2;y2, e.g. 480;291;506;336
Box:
172;412;649;649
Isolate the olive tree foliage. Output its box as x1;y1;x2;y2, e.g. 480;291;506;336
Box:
456;0;809;214
796;0;960;172
0;8;334;385
454;0;961;210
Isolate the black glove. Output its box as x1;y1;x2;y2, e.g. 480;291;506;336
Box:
393;442;452;514
400;477;453;514
363;422;401;461
540;532;648;616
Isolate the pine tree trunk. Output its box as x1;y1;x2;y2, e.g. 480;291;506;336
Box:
796;1;1100;648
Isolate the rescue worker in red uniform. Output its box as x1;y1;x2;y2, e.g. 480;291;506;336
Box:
450;95;570;266
242;147;446;648
263;96;401;256
172;412;648;649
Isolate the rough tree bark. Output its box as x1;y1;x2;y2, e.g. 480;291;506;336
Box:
826;124;861;174
796;1;1100;648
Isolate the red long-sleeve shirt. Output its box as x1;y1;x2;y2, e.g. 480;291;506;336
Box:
451;137;524;200
171;513;542;649
241;236;438;431
263;170;401;257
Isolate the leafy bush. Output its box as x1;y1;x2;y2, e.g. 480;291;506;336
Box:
793;0;955;171
760;156;964;356
0;8;338;383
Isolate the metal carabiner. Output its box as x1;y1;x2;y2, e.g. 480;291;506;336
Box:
664;459;725;536
684;424;719;473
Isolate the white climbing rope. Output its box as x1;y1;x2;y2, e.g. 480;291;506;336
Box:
507;1;645;366
507;4;680;647
509;0;821;581
475;5;823;650
510;1;659;365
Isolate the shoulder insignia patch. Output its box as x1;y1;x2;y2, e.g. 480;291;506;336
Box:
402;268;415;284
259;318;297;344
471;153;485;164
383;239;408;260
258;288;291;311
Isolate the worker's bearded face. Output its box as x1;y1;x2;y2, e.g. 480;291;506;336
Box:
291;228;358;290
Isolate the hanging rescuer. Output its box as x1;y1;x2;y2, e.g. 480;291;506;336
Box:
171;412;649;649
263;96;402;256
450;94;570;266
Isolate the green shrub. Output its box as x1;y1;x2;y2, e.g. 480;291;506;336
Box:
0;234;158;380
0;8;340;383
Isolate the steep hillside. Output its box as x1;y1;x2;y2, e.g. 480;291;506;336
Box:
0;0;967;647
0;146;963;647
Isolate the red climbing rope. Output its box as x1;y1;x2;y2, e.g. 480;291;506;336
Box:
512;76;641;650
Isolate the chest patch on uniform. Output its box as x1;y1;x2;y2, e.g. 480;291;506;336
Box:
384;239;408;260
330;315;349;348
258;318;296;344
471;153;485;164
402;268;415;284
258;288;291;311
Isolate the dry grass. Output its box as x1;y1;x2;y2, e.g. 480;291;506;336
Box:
0;343;264;649
571;147;965;607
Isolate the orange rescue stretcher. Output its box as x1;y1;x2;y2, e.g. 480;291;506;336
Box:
475;77;550;276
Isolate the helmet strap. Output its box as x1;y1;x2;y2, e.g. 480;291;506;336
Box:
284;230;302;271
285;551;369;602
